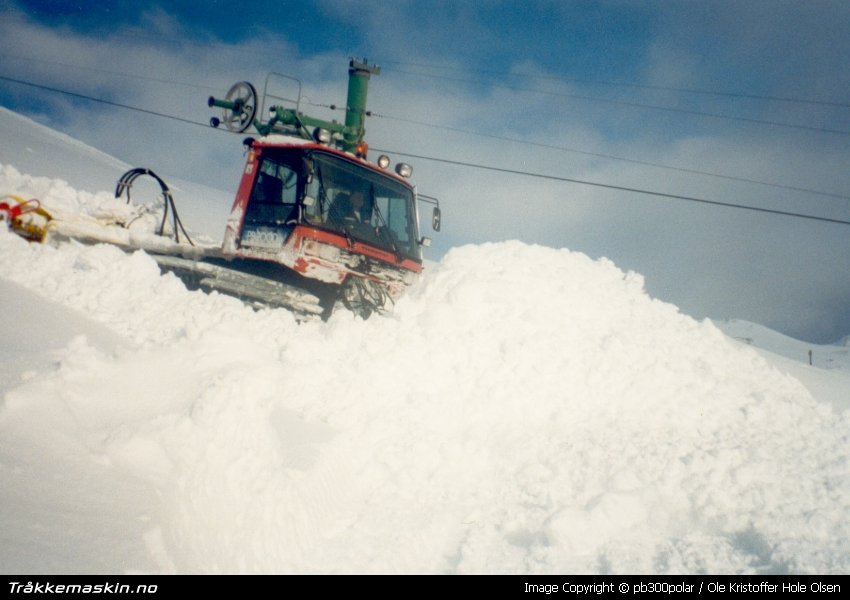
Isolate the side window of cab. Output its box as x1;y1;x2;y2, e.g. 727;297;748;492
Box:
241;159;299;250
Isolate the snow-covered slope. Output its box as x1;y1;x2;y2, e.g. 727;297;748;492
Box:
716;319;850;412
717;318;850;373
1;108;848;574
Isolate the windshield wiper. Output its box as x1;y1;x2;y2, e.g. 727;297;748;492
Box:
315;165;355;247
368;185;402;260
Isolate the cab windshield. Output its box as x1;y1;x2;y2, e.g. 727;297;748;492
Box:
304;152;420;260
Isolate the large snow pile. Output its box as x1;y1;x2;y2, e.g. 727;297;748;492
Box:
1;183;848;573
1;109;848;573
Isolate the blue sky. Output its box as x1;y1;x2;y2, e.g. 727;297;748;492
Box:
12;1;656;73
1;0;849;342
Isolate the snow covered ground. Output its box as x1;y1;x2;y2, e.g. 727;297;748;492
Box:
1;108;848;574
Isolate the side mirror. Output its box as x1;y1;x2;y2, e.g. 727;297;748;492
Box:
432;207;441;232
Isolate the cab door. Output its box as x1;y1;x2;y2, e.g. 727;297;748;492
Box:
240;156;301;251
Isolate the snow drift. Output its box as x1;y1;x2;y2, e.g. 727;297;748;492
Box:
0;112;848;574
1;217;848;573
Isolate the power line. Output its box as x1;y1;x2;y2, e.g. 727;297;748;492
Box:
0;74;211;129
374;147;850;227
7;16;848;133
1;72;847;227
386;68;850;137
373;112;850;202
4;53;221;92
39;21;844;112
379;60;850;109
5;51;846;201
13;30;848;136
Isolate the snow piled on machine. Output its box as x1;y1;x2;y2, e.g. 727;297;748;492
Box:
1;169;848;574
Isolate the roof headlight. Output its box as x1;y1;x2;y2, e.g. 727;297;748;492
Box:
314;128;332;144
395;163;413;178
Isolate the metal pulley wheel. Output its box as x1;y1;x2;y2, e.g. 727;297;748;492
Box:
221;81;258;133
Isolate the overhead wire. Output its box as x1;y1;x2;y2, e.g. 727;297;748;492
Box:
10;30;847;134
0;74;213;129
378;59;850;109
4;53;222;93
372;146;850;227
18;19;840;111
3;50;846;201
1;72;848;228
372;111;850;201
384;68;850;137
287;94;850;203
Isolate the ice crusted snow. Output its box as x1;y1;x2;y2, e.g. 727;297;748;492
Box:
1;112;849;574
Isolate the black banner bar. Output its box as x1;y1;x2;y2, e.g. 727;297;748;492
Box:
2;575;847;597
